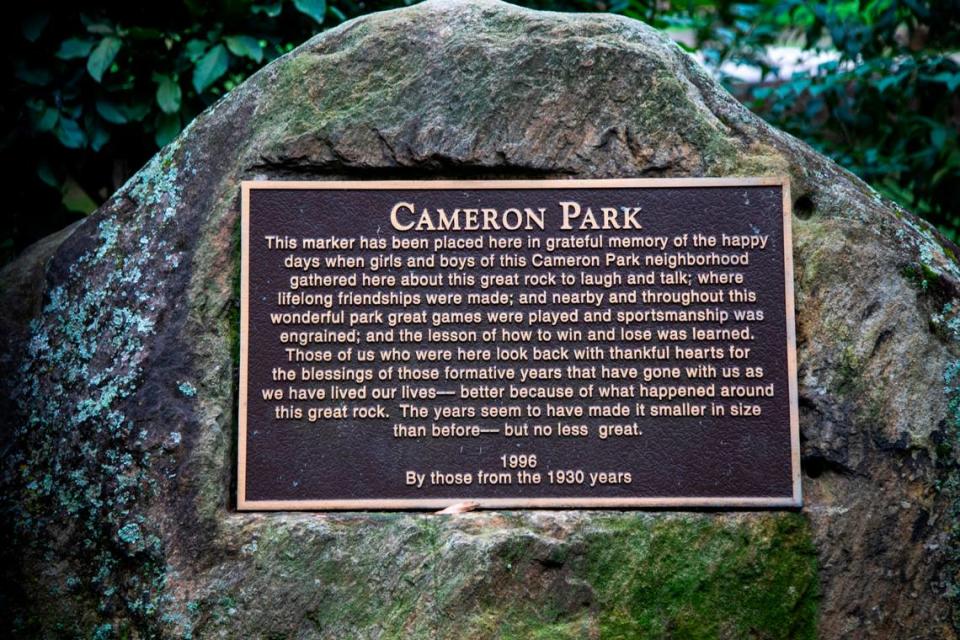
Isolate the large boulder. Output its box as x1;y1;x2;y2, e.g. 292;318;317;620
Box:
1;1;957;637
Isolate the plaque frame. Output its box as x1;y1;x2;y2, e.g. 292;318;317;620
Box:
237;177;801;511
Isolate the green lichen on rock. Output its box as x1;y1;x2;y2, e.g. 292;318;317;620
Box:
181;513;815;639
936;309;960;628
895;203;960;627
4;137;193;636
943;360;960;623
584;514;817;639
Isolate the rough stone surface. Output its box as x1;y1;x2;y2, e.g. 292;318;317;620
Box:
1;1;957;638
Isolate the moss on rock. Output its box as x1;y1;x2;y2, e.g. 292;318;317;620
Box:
182;513;815;639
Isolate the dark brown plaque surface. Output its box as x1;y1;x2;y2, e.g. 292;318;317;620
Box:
238;178;800;510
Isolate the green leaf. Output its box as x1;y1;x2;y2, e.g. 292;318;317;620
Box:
155;113;181;147
252;2;283;17
932;164;951;185
184;39;209;62
21;13;50;42
83;20;115;36
192;44;230;93
15;63;51;86
225;35;264;63
57;38;95;60
293;0;326;25
931;126;949;151
875;74;903;93
63;104;83;120
155;76;183;114
61;177;98;214
902;0;931;19
37;162;59;188
929;71;960;93
95;101;128;124
90;124;111;152
56;118;87;149
35;108;59;132
121;102;151;122
87;36;122;83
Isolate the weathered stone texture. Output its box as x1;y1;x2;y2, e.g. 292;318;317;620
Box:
1;1;956;638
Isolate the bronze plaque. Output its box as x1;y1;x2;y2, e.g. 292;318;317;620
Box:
238;178;800;510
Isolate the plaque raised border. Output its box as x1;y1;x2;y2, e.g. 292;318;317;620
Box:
238;177;801;510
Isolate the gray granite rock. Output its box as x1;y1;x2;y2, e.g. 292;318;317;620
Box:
1;1;956;637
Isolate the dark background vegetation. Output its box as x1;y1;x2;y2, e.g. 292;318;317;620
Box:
4;0;958;265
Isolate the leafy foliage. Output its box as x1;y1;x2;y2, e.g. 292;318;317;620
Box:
3;0;958;263
691;1;960;238
3;1;412;262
